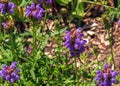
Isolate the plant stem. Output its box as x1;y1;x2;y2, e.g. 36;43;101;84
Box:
43;4;47;34
78;57;85;65
93;46;99;65
31;23;38;81
74;57;78;86
103;16;115;69
30;22;38;70
78;18;82;27
96;56;99;65
10;30;17;60
107;29;115;68
32;27;37;57
71;0;77;12
118;0;120;7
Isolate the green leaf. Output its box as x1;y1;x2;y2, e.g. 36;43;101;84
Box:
19;0;31;7
30;68;36;80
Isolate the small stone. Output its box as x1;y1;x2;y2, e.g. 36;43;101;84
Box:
91;27;96;30
87;36;91;40
87;31;95;36
105;41;110;46
5;39;9;42
91;39;100;45
90;23;98;27
83;32;88;36
100;35;105;43
98;43;106;49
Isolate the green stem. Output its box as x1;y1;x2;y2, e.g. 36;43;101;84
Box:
118;0;120;7
31;23;38;81
84;4;93;16
68;16;73;29
10;30;16;60
12;0;18;6
107;29;115;68
96;55;99;65
93;46;99;65
43;5;47;34
74;57;78;86
78;18;82;27
73;59;76;85
32;23;37;57
103;16;115;68
71;0;77;12
78;57;85;65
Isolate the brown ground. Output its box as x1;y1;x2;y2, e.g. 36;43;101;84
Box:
82;17;120;71
44;2;120;73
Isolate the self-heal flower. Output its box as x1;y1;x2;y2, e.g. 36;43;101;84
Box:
0;2;16;14
0;3;5;14
95;63;118;86
8;2;16;13
39;0;53;4
25;3;44;19
64;27;86;57
46;0;53;3
0;62;20;83
2;20;15;30
2;22;7;28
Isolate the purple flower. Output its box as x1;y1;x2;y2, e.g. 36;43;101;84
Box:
8;2;16;13
118;20;120;26
64;28;86;57
39;0;53;4
2;22;7;28
0;3;5;14
104;63;109;69
0;62;20;83
95;63;118;86
39;0;44;3
0;2;16;14
46;0;53;3
25;3;44;19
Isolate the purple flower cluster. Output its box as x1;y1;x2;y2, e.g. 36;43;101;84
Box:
25;3;44;19
95;63;118;86
39;0;53;4
64;28;86;57
2;19;14;29
0;62;20;83
118;20;120;30
0;2;16;14
46;0;53;3
118;20;120;25
2;22;7;28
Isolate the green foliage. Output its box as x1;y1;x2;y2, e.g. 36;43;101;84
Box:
71;0;85;18
0;0;120;86
105;9;120;21
105;4;120;21
56;0;72;6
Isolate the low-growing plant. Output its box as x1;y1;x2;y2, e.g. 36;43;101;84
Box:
0;0;120;86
